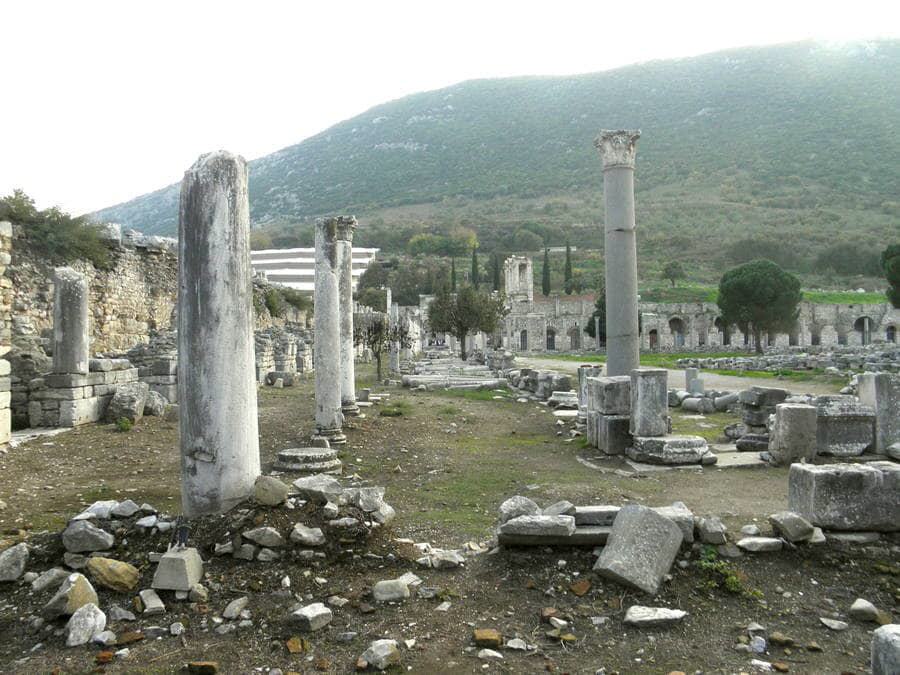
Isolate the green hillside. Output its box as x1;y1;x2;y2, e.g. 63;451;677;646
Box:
92;40;899;287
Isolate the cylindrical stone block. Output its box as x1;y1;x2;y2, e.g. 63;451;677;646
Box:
630;368;668;437
335;217;359;417
52;268;90;375
313;218;346;443
178;151;260;517
684;368;699;390
595;130;640;377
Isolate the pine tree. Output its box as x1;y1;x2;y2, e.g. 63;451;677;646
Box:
564;240;573;295
471;246;480;288
542;248;551;296
450;258;457;292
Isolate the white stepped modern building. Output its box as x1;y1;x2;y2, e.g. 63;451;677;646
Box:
250;247;380;293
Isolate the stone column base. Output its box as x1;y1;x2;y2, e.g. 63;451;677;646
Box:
312;428;346;445
341;401;361;417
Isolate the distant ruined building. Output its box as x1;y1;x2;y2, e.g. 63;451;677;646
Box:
500;255;899;353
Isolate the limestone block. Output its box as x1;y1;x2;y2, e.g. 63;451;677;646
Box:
574;505;619;526
586;411;599;447
871;624;900;675
697;516;727;544
627;436;710;465
630;369;668;437
768;403;817;465
66;602;106;647
768;511;814;542
151;548;203;591
815;395;875;457
62;521;115;553
292;473;344;504
0;542;29;581
652;501;695;543
788;462;899;532
588;376;631;415
498;496;540;524
292;602;333;632
593;504;683;595
597;414;631;455
86;557;140;592
59;396;110;427
624;605;687;626
499;515;576;537
42;573;98;619
858;373;900;454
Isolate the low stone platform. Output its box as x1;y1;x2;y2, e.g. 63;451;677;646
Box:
274;447;342;474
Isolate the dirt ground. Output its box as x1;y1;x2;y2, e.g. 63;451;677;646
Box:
0;365;896;674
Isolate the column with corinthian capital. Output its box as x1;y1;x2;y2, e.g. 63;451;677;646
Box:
595;130;641;376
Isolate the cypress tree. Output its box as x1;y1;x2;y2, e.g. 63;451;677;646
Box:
450;257;457;292
542;248;551;296
564;240;573;295
492;252;502;291
471;246;480;288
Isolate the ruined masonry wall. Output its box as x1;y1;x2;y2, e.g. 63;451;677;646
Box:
0;223;12;449
9;225;177;353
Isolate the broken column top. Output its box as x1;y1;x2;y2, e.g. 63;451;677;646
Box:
594;130;641;169
53;267;85;284
331;215;358;241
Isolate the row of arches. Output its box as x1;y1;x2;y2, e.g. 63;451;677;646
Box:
654;315;896;351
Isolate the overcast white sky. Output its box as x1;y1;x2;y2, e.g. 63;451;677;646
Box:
3;0;898;215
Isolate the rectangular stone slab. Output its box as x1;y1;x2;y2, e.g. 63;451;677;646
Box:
593;504;683;595
498;515;576;537
498;526;611;547
626;436;709;465
788;461;899;532
574;505;620;526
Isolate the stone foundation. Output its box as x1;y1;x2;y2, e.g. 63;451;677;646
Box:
28;360;140;427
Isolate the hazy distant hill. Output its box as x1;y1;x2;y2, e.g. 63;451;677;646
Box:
92;39;899;285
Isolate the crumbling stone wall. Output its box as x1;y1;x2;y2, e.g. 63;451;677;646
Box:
0;222;12;448
8;224;178;353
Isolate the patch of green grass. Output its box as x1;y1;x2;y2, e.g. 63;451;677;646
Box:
670;411;736;442
437;404;462;416
640;283;718;304
803;290;886;305
114;417;133;432
696;545;764;600
380;399;413;417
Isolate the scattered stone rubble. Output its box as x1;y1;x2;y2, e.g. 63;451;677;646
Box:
403;352;508;391
677;345;900;375
581;367;714;465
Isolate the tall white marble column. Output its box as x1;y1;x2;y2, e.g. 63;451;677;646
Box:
336;216;360;417
313;217;346;444
595;130;641;376
178;151;260;517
